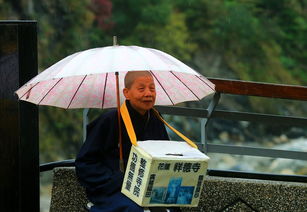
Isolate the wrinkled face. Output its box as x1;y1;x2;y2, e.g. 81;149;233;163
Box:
123;75;156;115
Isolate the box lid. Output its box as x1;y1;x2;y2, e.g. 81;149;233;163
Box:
137;140;210;160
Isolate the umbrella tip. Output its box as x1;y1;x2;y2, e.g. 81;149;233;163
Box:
113;36;118;46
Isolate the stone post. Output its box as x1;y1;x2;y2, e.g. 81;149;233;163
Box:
0;21;38;212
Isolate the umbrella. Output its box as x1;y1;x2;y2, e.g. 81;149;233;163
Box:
15;41;215;171
15;46;215;109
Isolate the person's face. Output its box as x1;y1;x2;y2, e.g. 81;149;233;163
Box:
123;75;156;115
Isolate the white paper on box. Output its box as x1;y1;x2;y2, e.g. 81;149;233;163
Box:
121;140;210;207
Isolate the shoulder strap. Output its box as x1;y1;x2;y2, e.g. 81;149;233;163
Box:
152;108;198;149
120;101;198;149
120;101;138;146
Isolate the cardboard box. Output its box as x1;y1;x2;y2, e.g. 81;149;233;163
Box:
121;140;210;207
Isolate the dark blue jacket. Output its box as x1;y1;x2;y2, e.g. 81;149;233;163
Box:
75;101;169;205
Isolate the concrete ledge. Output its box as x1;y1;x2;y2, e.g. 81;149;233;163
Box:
50;167;88;212
50;167;307;212
183;176;307;212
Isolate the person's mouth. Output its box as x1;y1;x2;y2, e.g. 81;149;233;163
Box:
142;99;153;103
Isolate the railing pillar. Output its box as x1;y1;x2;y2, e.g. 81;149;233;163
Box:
201;92;220;153
0;21;38;212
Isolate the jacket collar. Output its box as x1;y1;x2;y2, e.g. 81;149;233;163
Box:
125;100;151;121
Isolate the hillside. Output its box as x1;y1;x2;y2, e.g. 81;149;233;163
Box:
1;0;307;163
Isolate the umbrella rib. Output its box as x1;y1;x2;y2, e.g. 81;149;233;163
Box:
170;71;201;101
195;75;215;91
101;73;108;108
38;78;63;105
19;82;40;99
150;71;174;105
67;75;87;109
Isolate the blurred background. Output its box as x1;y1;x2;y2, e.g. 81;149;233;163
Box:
1;0;307;211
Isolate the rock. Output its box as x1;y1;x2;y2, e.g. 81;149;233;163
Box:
208;138;307;175
219;132;230;142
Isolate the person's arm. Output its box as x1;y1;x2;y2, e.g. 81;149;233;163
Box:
75;114;123;195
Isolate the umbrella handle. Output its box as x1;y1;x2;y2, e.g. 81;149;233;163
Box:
115;72;124;172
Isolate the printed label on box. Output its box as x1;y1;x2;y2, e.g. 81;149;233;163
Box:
121;141;209;207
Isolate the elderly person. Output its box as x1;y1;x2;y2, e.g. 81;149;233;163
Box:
76;71;180;212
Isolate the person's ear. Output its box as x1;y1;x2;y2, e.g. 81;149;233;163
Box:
123;88;130;99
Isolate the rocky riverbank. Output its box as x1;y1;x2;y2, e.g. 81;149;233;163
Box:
208;137;307;175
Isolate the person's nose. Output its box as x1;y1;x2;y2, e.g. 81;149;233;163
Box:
144;88;153;97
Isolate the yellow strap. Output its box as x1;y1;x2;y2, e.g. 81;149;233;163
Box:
120;101;198;149
152;108;198;149
120;101;138;146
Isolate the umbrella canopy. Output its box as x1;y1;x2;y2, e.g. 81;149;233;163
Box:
15;45;215;108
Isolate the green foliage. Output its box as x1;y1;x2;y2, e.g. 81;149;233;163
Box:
31;0;96;68
127;11;197;62
1;0;307;161
39;107;84;162
0;0;16;19
111;0;172;38
152;12;197;62
176;0;307;113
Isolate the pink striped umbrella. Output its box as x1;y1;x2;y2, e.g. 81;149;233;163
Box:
15;45;215;109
